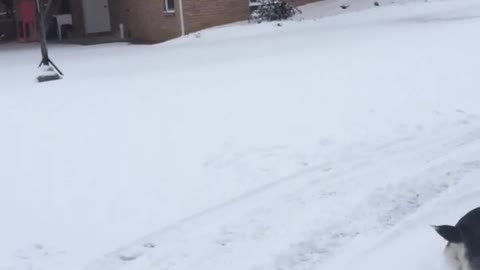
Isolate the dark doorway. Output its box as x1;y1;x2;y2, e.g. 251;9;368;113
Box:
0;0;15;41
46;0;72;40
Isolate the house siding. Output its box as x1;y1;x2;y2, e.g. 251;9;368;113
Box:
65;0;322;43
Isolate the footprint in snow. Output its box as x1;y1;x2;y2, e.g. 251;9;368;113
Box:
119;255;138;262
144;243;156;248
463;160;480;169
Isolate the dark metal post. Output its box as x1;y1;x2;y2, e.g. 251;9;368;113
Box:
36;0;63;82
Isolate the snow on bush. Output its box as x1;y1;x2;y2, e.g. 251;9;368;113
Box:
250;0;296;23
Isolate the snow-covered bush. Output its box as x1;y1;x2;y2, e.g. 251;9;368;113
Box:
251;0;296;23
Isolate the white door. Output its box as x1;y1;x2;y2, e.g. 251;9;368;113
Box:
82;0;111;34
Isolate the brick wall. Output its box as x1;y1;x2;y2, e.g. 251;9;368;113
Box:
109;0;181;43
181;0;323;35
69;0;85;38
183;0;250;34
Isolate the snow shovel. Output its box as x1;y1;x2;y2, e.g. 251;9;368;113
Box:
36;0;63;83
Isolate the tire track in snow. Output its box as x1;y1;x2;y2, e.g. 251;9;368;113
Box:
274;143;480;270
85;126;480;270
83;163;334;270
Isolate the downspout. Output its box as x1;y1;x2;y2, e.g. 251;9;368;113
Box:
178;0;185;36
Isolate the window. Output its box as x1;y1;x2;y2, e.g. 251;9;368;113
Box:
164;0;175;12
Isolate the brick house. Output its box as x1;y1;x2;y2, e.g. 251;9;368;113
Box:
1;0;320;43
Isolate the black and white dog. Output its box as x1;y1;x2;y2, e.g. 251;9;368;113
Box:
435;207;480;270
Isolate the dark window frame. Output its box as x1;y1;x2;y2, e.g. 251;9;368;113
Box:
164;0;175;12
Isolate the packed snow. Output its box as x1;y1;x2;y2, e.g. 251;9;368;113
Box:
1;0;480;270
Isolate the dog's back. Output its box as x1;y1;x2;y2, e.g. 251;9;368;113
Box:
435;207;480;270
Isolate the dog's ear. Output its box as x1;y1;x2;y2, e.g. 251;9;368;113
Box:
433;225;463;243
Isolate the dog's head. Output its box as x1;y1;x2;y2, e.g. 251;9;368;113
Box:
434;225;464;243
434;208;480;270
434;225;478;270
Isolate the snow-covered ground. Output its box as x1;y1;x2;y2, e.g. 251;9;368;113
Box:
1;0;480;270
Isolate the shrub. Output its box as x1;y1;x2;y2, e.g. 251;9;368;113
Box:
251;0;296;23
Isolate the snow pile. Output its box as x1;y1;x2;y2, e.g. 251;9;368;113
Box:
296;0;431;20
1;0;480;270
